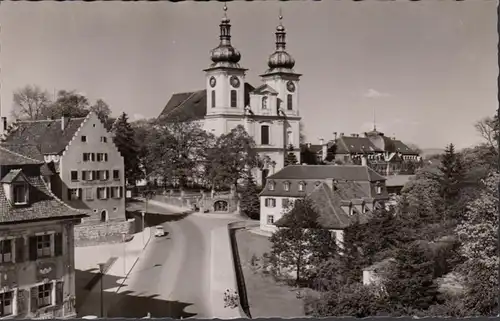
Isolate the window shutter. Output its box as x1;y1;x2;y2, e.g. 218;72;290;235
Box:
92;171;97;181
29;237;37;261
78;188;82;200
106;187;110;199
55;281;64;306
119;187;123;198
91;153;95;161
30;287;38;313
15;237;25;263
54;233;63;256
104;153;108;162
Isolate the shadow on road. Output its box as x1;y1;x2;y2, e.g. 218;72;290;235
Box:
126;210;190;233
75;269;196;319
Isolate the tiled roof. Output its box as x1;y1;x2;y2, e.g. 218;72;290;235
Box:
158;83;255;122
385;174;414;187
275;183;371;230
0;169;24;183
268;165;386;182
1;118;86;155
393;140;418;155
1;144;45;162
0;145;43;166
0;172;87;224
336;136;382;154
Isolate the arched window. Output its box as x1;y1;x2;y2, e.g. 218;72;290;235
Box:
287;131;292;146
100;210;108;222
230;90;237;107
287;94;293;110
211;90;216;108
262;96;268;109
261;125;270;145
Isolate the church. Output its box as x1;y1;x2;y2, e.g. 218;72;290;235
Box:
158;6;302;186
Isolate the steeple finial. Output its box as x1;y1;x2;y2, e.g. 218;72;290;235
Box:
223;1;228;18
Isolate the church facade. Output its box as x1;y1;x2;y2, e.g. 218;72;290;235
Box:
158;7;302;186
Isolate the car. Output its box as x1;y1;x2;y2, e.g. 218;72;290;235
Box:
154;225;165;237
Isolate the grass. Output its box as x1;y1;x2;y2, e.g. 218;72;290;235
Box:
235;229;306;318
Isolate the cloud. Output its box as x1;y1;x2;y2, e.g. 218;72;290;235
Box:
363;89;391;98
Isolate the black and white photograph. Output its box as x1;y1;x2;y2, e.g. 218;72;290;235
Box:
0;0;497;319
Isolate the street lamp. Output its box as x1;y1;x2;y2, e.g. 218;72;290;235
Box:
141;211;146;245
98;263;106;318
122;233;127;274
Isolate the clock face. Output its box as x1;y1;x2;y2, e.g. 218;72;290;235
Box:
230;76;240;88
287;81;295;93
209;77;216;88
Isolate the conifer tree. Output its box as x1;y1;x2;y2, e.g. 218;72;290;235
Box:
438;143;466;220
284;144;298;166
239;173;260;220
112;112;141;185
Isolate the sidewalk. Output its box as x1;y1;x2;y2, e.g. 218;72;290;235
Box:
76;227;152;317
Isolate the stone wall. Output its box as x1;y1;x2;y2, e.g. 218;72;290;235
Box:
74;219;134;247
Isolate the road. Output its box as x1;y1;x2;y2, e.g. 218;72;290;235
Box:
107;200;238;319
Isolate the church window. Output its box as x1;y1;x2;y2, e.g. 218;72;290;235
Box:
262;96;268;109
261;125;270;145
287;94;293;110
230;90;237;108
211;90;216;108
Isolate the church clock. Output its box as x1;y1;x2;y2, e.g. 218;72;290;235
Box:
209;77;217;88
286;81;295;93
230;76;240;88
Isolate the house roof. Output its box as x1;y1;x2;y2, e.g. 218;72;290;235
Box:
1;118;86;155
268;165;386;182
385;175;414;187
0;144;55;176
0;171;87;224
158;83;255;122
0;169;26;184
0;145;43;166
275;182;372;230
336;136;382;154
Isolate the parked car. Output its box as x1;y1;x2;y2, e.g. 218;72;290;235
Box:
155;225;165;237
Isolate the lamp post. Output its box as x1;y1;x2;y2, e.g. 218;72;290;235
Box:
98;263;106;318
141;211;145;245
122;233;127;274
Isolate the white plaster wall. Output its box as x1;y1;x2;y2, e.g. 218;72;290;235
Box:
205;70;246;115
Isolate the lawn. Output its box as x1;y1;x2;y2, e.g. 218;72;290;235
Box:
235;229;306;318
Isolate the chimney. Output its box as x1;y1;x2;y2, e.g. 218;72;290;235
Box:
61;115;66;131
1;117;7;133
361;155;368;166
319;138;324;146
340;132;344;137
333;132;338;140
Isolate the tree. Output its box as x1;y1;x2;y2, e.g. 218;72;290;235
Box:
131;118;159;183
323;144;337;163
300;145;318;165
205;125;258;190
44;90;90;118
284;144;298;166
11;85;52;120
89;99;112;124
112;113;141;185
438;143;466;220
383;241;441;311
268;198;337;285
474;116;498;153
239;173;260;220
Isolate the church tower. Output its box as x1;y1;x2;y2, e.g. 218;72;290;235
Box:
204;5;247;120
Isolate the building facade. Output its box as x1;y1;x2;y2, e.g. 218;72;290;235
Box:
259;164;389;244
0;146;87;318
158;8;302;186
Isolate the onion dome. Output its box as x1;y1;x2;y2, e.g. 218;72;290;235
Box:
266;14;296;73
209;5;242;68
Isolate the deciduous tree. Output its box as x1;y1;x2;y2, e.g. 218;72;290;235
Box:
11;85;52;120
44;90;90;118
90;99;112;125
112;112;141;185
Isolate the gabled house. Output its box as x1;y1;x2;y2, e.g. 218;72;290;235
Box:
259;164;389;247
1;112;130;245
0;145;87;318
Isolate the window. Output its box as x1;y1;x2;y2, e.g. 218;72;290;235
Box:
268;181;275;191
37;283;52;308
0;291;13;316
298;182;305;192
0;240;12;263
83;153;95;162
100;136;107;143
36;235;51;258
262;96;268;109
97;187;107;200
97;153;108;162
267;215;274;224
70;171;78;181
348;205;353;216
264;198;276;208
211;90;216;108
85;188;93;201
111;187;122;199
287;94;293;110
100;210;108;222
13;184;28;205
81;136;87;142
113;170;120;180
261;125;270;145
230;90;237;107
283;182;290;191
82;170;94;181
98;170;109;181
67;188;81;201
376;185;382;195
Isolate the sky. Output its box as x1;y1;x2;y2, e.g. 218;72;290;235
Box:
0;0;497;150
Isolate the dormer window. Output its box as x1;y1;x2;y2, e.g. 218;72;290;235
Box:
349;205;353;216
268;181;275;191
298;181;305;192
13;184;28;205
376;182;382;195
283;181;290;191
262;96;268;109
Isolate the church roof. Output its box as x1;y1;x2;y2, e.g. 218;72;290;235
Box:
158;82;255;122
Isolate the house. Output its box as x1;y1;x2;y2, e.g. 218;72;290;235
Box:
259;164;389;247
0;113;131;245
158;9;302;187
0;145;87;318
302;130;422;176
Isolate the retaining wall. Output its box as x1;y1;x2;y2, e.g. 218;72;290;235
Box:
74;219;135;247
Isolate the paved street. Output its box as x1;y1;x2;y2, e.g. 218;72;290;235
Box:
107;200;240;319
